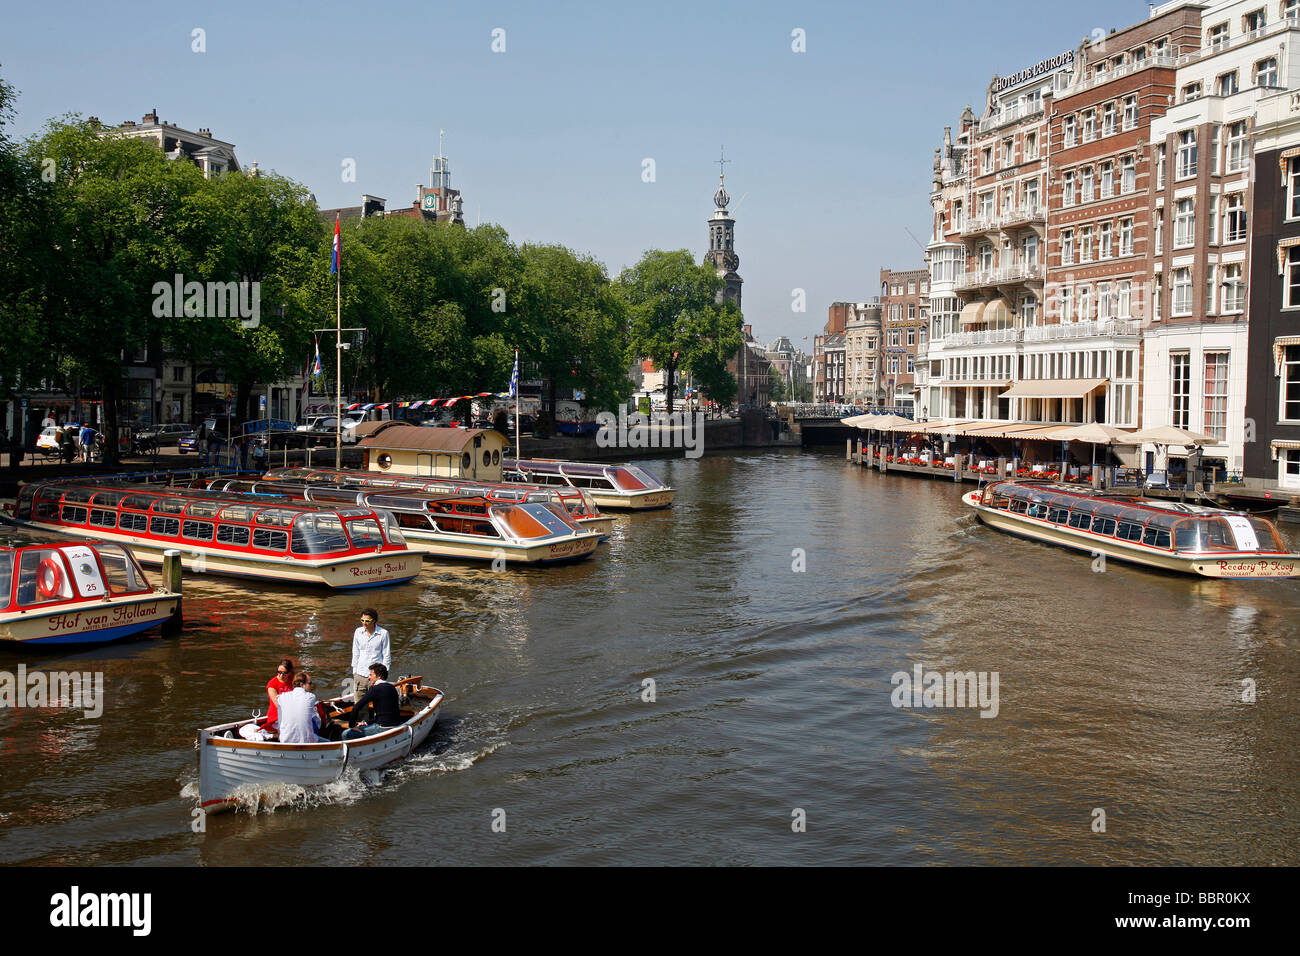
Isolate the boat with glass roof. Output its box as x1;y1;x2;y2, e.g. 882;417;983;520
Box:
8;481;421;589
257;466;614;539
194;476;602;564
501;458;674;510
0;536;181;645
965;480;1300;578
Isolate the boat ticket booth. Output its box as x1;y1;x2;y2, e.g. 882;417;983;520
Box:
357;423;507;482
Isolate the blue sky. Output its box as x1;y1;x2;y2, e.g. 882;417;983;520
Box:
3;0;1156;347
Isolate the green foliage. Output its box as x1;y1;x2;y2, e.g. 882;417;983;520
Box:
617;250;742;411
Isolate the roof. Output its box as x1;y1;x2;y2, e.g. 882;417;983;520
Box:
350;420;402;440
357;424;504;452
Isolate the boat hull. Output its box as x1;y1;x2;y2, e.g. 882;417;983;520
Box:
964;491;1300;579
7;520;421;589
399;528;601;564
197;689;444;812
0;593;179;645
589;489;675;511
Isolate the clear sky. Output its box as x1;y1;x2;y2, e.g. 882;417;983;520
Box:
3;0;1156;349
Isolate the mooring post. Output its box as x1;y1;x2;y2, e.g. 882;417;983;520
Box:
162;548;183;636
846;438;852;461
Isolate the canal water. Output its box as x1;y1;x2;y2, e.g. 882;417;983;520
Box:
2;449;1298;865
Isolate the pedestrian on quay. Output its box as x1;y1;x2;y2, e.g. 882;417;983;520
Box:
196;423;209;466
350;608;390;701
79;422;95;463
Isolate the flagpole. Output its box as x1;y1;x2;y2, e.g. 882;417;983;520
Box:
514;350;521;462
334;216;342;469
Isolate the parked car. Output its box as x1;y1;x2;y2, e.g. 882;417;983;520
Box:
134;422;194;446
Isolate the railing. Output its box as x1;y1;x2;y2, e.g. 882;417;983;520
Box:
976;100;1046;133
959;206;1044;235
1066;54;1177;97
942;327;1023;347
1175;20;1299;68
1022;318;1141;341
954;263;1044;290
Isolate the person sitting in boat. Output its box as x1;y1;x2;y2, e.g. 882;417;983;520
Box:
258;658;295;735
277;672;330;743
342;663;401;739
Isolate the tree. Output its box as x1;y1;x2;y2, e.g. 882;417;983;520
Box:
26;117;209;463
178;169;324;424
618;250;742;413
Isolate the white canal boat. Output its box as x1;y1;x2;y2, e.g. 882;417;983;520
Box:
196;678;444;813
966;480;1300;579
0;538;180;646
502;458;674;510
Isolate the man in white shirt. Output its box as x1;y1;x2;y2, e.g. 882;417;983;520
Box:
350;608;391;700
277;672;327;743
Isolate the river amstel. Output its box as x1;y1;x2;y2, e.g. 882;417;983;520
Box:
2;449;1298;865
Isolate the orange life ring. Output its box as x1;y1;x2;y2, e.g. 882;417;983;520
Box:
38;556;64;599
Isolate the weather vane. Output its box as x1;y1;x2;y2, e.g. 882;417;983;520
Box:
716;146;730;183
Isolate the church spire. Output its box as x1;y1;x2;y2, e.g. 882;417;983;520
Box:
704;147;741;309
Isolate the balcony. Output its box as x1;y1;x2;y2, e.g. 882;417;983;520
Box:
1022;318;1141;342
959;205;1045;237
942;327;1023;348
1174;20;1300;68
975;99;1046;134
954;262;1044;292
1064;54;1177;98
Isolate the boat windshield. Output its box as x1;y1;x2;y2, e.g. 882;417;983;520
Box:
373;510;406;547
522;502;583;535
346;517;385;549
290;514;350;555
0;551;12;604
619;465;666;490
96;544;150;594
491;504;556;540
15;548;74;607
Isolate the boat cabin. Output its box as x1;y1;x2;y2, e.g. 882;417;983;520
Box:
357;424;508;481
980;482;1287;555
502;459;667;494
1;540;153;612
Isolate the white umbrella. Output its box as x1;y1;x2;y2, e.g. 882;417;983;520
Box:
1056;423;1139;479
1127;425;1215;445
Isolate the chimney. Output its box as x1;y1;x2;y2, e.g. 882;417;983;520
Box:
143;109;158;124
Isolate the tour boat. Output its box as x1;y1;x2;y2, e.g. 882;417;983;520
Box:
965;480;1300;579
0;538;180;645
9;481;422;589
259;466;614;539
195;476;602;565
502;458;674;510
196;677;444;813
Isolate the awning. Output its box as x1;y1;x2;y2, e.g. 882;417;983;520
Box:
1000;378;1108;399
942;380;1011;388
1274;336;1300;374
1277;237;1300;274
959;301;988;326
982;298;1012;327
1271;439;1300;452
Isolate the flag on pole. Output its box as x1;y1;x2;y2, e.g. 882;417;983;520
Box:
509;350;519;399
312;337;323;377
330;214;340;275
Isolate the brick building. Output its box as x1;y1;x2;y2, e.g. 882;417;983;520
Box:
879;268;928;411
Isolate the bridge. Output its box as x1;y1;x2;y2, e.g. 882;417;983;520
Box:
775;404;916;446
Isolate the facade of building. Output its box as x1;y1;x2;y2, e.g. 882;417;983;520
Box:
1142;0;1300;480
879;268;928;410
112;109;240;177
1247;84;1300;490
815;333;846;403
844;301;884;403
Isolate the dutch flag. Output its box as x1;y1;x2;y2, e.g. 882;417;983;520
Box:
330;214;340;275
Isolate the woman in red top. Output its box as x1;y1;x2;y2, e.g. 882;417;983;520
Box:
261;658;295;731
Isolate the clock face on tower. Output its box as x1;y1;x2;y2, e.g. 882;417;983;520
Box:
723;252;739;271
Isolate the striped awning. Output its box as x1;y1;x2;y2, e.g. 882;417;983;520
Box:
1277;236;1300;274
982;298;1012;328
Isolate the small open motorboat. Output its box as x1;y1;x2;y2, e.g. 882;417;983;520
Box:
196;677;444;812
966;480;1300;579
0;537;180;646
